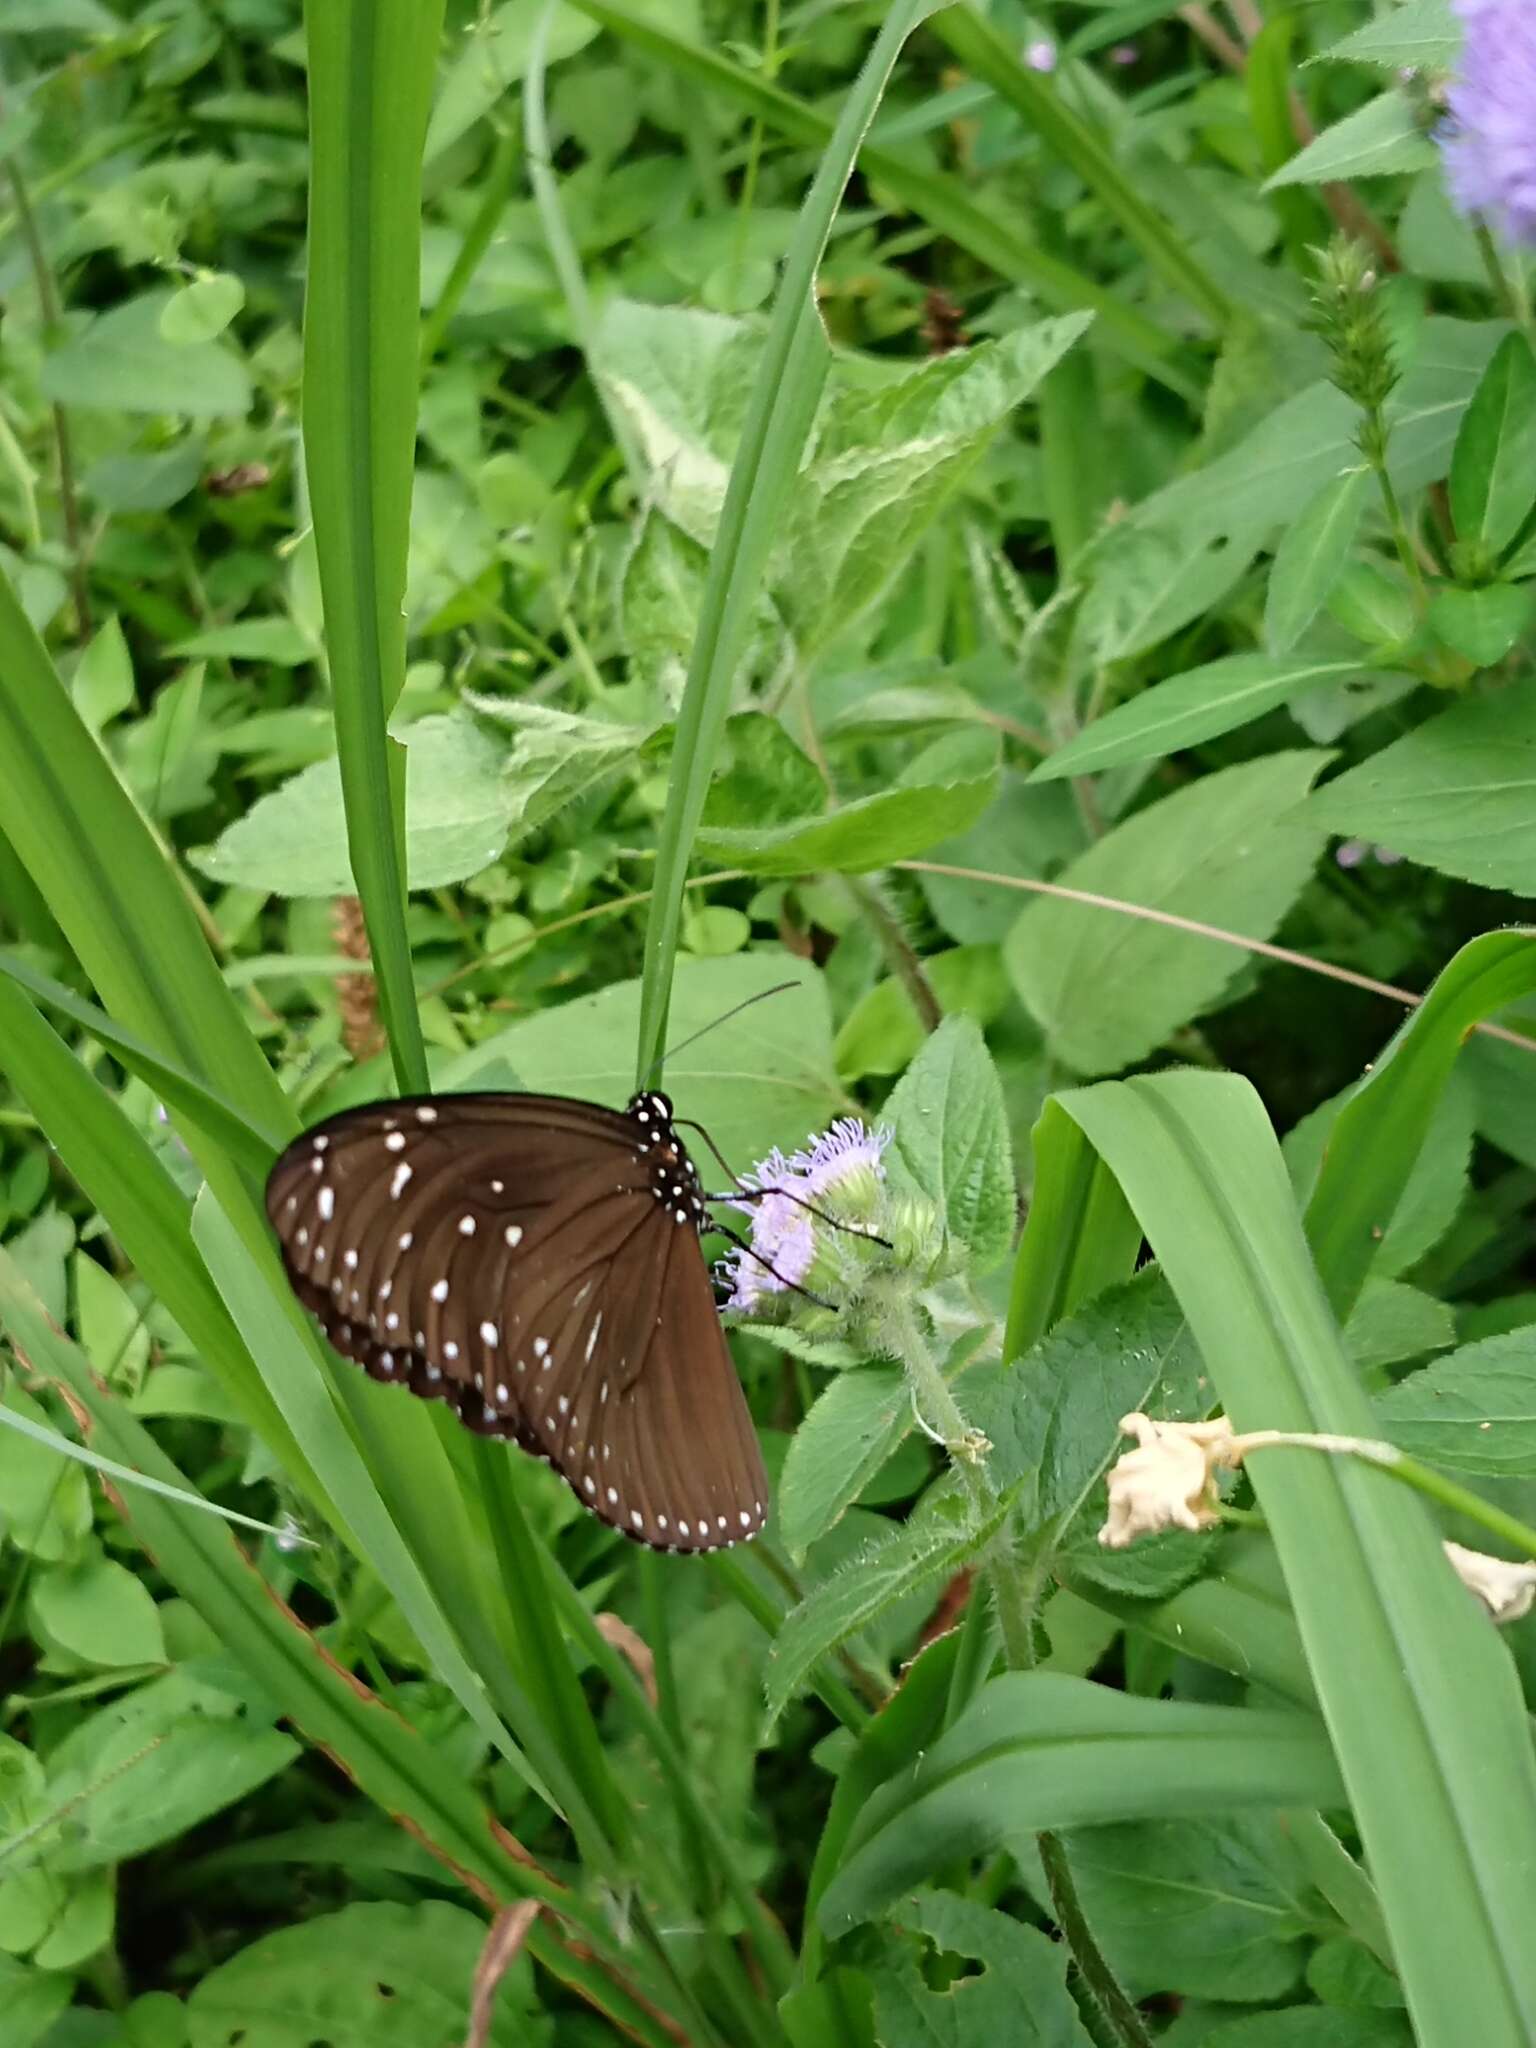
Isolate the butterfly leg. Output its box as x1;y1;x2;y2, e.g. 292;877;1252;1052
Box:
712;1179;893;1252
708;1218;836;1311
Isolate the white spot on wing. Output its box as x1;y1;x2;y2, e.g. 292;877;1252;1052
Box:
431;1278;449;1302
504;1224;523;1248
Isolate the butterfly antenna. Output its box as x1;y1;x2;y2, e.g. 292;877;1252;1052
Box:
647;981;800;1087
680;1118;894;1252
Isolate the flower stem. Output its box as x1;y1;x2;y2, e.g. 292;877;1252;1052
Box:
887;1300;1153;2048
1473;219;1534;338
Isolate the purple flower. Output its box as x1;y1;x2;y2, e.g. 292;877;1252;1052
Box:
1025;39;1057;74
722;1120;889;1313
1442;1;1536;245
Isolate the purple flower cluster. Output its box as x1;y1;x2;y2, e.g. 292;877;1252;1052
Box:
1442;0;1536;246
722;1119;889;1312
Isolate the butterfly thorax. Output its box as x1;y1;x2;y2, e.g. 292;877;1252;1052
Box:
625;1090;707;1232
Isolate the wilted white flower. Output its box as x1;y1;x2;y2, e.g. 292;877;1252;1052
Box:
1098;1412;1237;1548
1444;1539;1536;1623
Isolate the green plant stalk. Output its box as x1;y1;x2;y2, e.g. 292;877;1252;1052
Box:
634;0;933;1084
420;117;521;364
1360;406;1426;603
885;1299;1151;2048
708;1553;871;1732
302;0;441;1096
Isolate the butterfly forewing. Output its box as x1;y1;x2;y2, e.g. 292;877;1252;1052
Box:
265;1092;768;1552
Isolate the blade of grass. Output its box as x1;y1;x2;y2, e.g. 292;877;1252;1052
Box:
634;0;938;1084
0;972;323;1495
1050;1068;1536;2047
0;573;294;1139
928;6;1232;331
566;0;1198;400
1303;929;1536;1319
0;950;281;1174
302;0;442;1095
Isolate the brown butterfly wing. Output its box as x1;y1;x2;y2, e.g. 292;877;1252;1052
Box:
265;1093;767;1551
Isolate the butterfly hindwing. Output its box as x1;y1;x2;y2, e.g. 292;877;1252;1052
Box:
265;1090;767;1551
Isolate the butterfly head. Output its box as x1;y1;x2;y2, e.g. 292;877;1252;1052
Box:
627;1089;675;1132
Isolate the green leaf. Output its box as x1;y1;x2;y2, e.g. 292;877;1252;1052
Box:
1265;91;1437;189
1199;2014;1411;2046
1307;683;1536;892
1301;931;1536;1317
834;945;1008;1083
882;1014;1016;1273
820;1673;1344;1932
0;1386;92;1562
169;618;315;665
1036;1817;1314;2002
44;1668;296;1872
188;1899;540;2047
1288;1067;1475;1288
1006;752;1330;1074
1030;655;1363;783
782;318;1091;649
765;1499;1005;1726
425;2;598;162
1318;0;1460;70
1266;470;1373;654
30;1549;166;1669
1345;1281;1457;1371
1449;333;1536;554
41;293;251;417
158;271;246;345
978;1270;1205;1532
697;727;1000;876
190;714;517;896
71;615;135;734
0;1956;71;2048
873;1890;1094;2047
778;1364;911;1559
74;1251;150;1394
1428;583;1533;666
1376;1331;1536;1474
450;953;842;1185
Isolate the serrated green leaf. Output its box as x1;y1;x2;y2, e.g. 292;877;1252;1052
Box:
1345;1281;1457;1371
1307;683;1536;892
1376;1330;1536;1473
70;616;135;733
1266;91;1437;190
1316;0;1460;72
883;1014;1015;1272
765;1499;1005;1725
159;271;245;346
190;714;520;896
778;1364;910;1559
188;1899;538;2047
697;727;1000;876
782;318;1091;649
874;1890;1094;2047
1007;752;1330;1075
1030;655;1363;783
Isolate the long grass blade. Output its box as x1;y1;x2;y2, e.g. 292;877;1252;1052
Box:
1053;1069;1536;2047
634;0;938;1084
302;0;443;1095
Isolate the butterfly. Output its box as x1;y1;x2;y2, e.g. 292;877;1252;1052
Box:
265;1089;769;1553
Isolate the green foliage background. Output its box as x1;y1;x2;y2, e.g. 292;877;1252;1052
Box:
0;3;1534;2046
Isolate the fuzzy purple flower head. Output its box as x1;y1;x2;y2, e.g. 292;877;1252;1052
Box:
722;1118;890;1313
1441;1;1536;246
